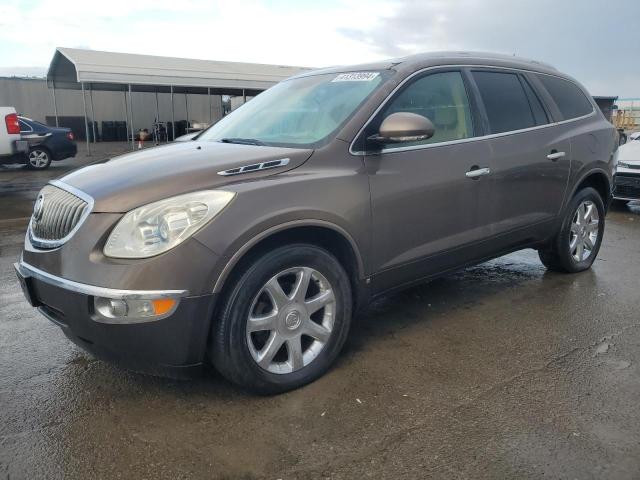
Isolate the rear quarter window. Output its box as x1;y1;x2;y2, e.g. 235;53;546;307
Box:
536;74;594;120
19;120;33;132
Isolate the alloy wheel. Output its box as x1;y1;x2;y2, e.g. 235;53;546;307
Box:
246;266;336;374
569;200;599;262
28;150;49;168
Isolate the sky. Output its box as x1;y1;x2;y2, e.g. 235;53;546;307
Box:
0;0;638;97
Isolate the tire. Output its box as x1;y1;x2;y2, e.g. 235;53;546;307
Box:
26;148;52;170
211;244;353;394
538;187;605;273
618;132;627;146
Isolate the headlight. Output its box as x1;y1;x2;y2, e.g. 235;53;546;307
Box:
617;161;631;169
104;190;235;258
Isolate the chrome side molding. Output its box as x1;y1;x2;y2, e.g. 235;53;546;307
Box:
15;260;188;300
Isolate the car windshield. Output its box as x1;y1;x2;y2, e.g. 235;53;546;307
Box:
198;71;389;148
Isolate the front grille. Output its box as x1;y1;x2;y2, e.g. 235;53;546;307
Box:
614;174;640;199
29;184;89;248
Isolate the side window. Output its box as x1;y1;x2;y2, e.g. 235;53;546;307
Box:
378;71;474;147
19;120;32;133
472;71;537;134
521;78;549;125
536;74;593;120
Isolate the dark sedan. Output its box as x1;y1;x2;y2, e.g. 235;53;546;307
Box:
18;117;77;170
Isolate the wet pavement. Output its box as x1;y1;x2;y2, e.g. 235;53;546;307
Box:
1;156;639;478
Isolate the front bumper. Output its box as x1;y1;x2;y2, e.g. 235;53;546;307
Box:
15;261;217;378
614;171;640;201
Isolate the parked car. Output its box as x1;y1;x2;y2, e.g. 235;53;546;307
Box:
629;131;640;141
613;139;640;202
15;52;617;394
0;107;29;165
18;116;77;169
174;131;200;142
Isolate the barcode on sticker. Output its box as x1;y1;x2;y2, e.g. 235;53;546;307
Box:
332;72;379;82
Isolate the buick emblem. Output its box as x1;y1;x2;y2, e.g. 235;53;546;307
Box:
33;194;45;222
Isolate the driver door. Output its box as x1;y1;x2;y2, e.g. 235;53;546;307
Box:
363;70;494;292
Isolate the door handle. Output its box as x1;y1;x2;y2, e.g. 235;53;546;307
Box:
466;167;491;179
547;150;566;161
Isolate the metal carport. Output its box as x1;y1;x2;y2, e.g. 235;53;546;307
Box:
46;47;310;154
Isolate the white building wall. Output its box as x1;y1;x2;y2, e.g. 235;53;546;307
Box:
0;77;224;136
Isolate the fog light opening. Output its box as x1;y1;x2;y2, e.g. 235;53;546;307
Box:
94;296;177;321
109;299;128;317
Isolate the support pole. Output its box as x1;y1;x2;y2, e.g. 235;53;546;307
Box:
89;85;97;143
243;89;246;104
128;84;135;150
170;86;175;141
208;87;212;123
154;90;160;144
122;88;129;145
80;82;91;156
50;81;59;127
185;93;189;133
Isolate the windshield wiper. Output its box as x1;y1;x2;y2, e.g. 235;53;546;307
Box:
219;137;267;146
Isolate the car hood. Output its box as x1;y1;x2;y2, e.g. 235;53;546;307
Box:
618;141;640;162
617;141;640;173
59;141;313;212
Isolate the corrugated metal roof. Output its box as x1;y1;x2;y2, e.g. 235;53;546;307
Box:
47;47;312;92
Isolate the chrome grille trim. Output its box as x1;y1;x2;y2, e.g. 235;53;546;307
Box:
28;180;94;249
217;158;290;176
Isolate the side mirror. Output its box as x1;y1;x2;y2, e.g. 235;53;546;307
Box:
368;112;435;144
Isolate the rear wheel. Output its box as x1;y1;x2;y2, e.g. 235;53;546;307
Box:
211;244;352;394
538;187;605;273
26;148;51;170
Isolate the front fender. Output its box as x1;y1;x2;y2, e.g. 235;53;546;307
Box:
192;169;372;293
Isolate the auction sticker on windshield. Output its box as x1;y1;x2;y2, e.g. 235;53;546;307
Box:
332;72;379;82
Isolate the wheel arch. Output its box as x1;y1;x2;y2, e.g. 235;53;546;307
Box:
212;220;367;307
568;169;611;211
29;144;52;156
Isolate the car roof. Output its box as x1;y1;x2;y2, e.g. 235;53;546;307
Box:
291;51;562;79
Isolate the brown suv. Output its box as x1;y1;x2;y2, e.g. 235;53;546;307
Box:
15;52;617;393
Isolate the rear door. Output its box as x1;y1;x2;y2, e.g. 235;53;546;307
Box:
532;72;612;196
469;69;571;237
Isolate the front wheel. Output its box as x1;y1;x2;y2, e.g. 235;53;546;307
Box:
26;148;52;170
210;244;353;394
538;187;605;273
